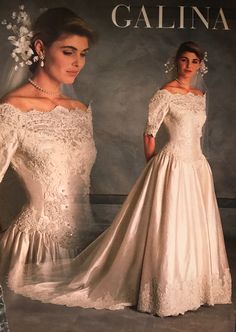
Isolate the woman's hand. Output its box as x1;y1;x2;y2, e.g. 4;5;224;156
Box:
143;133;156;162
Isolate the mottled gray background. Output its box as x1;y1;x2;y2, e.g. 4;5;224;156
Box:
0;2;235;328
0;0;235;203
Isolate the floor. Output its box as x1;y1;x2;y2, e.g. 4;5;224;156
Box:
1;206;236;332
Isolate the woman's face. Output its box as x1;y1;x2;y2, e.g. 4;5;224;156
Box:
177;51;201;79
43;33;89;84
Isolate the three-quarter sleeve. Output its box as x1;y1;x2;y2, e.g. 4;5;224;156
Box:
144;90;170;137
0;104;20;182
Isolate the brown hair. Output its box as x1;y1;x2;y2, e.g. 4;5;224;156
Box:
175;41;204;62
30;7;96;72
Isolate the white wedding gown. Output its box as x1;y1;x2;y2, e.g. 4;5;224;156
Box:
7;90;231;317
0;103;97;286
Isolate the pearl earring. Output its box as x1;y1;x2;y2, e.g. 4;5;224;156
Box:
40;54;45;67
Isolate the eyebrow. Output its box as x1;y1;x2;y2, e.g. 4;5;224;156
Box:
60;46;89;52
180;56;200;61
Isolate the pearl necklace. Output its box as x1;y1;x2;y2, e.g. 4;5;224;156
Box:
28;78;61;96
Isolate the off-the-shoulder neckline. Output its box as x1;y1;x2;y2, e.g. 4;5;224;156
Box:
159;89;206;98
0;103;91;114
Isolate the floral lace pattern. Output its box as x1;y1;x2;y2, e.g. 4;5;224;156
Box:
138;268;231;317
0;104;97;249
9;265;231;316
145;90;207;161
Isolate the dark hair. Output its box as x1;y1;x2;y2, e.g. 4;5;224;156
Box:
175;41;204;62
30;7;96;72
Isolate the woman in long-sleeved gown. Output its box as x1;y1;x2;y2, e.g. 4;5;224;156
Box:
9;41;231;317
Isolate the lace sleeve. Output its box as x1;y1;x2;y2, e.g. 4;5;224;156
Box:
87;104;94;137
0;104;20;182
144;90;170;137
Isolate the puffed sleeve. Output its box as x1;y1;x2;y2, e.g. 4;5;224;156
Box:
144;90;170;137
0;104;20;182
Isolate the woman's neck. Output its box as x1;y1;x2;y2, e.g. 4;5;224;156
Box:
175;76;192;90
31;71;61;96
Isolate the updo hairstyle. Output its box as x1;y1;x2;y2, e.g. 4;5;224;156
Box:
29;7;96;72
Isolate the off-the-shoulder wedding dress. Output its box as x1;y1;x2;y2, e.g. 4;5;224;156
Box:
5;91;231;317
0;103;97;287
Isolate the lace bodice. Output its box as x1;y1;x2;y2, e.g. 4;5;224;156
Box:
0;103;97;249
145;89;206;161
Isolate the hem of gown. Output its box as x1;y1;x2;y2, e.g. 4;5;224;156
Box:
6;280;134;311
137;268;232;317
7;268;231;318
138;301;232;318
7;279;232;317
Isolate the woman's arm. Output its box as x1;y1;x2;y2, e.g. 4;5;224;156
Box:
143;134;156;162
144;90;169;162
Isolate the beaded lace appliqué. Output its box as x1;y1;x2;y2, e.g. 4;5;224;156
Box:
138;268;231;317
145;90;207;162
0;104;97;249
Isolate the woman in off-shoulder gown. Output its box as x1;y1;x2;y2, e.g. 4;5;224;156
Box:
0;8;96;286
13;41;231;317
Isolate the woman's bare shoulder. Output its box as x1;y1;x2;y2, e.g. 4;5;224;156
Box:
1;84;32;108
2;86;89;112
190;88;204;96
60;96;88;111
161;81;181;94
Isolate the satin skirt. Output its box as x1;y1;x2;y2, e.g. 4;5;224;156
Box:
8;151;232;317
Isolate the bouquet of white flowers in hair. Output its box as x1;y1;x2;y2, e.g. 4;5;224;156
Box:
1;4;38;71
0;285;9;332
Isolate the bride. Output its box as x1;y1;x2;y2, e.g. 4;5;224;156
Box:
10;41;232;317
0;7;97;284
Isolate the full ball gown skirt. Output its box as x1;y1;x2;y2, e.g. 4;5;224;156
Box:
8;90;231;317
0;104;97;286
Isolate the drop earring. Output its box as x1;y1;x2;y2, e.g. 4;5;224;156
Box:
40;54;45;67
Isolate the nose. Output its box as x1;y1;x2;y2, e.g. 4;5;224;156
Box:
73;54;85;69
72;58;79;68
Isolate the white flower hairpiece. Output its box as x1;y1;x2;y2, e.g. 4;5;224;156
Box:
164;51;208;76
164;57;176;74
1;5;38;70
200;51;208;76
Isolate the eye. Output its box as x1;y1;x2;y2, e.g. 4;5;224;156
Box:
63;50;73;56
81;51;88;57
192;59;200;64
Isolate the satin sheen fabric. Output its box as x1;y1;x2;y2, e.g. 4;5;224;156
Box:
7;90;232;317
0;103;96;286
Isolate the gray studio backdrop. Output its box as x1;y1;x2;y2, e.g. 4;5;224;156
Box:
0;0;235;218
